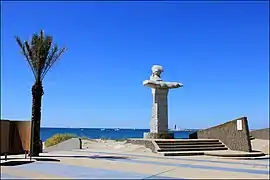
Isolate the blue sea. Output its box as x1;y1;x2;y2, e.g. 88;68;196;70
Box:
41;128;196;141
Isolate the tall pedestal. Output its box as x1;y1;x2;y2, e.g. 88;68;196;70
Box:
143;65;183;139
144;88;174;139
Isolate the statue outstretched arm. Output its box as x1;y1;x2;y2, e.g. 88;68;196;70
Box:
143;80;183;89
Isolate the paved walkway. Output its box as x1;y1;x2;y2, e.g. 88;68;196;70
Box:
1;150;269;179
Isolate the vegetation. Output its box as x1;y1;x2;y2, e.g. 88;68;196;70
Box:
44;134;128;147
100;137;128;141
16;30;66;156
79;136;91;140
44;133;77;147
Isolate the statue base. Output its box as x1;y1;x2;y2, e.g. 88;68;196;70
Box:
144;132;174;139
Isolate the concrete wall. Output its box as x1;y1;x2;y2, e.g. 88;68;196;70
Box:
189;117;251;152
250;128;269;140
126;139;157;152
0;120;31;155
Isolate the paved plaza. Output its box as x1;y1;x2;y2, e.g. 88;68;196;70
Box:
1;149;269;179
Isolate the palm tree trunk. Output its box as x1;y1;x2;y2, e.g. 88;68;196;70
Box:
30;81;43;156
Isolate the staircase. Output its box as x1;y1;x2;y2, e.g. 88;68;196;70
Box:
155;139;228;156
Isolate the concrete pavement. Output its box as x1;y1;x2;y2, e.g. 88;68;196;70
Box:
1;149;269;179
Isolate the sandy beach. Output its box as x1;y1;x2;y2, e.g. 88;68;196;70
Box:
83;139;148;151
44;139;153;155
44;138;180;158
42;137;269;156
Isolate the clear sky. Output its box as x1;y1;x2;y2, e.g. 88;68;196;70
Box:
2;1;269;129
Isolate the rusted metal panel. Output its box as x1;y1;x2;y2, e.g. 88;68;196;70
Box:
0;120;10;155
15;121;31;151
9;121;31;154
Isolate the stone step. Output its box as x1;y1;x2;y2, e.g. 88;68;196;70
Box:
158;144;225;148
155;139;220;143
160;150;266;157
157;146;228;152
156;141;222;146
161;151;205;156
204;151;266;157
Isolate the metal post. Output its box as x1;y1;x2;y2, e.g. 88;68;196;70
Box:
5;152;7;161
29;119;34;161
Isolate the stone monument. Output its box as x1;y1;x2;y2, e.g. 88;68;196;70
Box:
143;65;183;139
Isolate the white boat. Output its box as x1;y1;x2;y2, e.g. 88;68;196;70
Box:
101;128;105;131
115;128;120;131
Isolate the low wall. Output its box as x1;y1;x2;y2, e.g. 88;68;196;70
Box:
189;117;251;152
0;120;31;155
250;128;269;140
126;139;157;152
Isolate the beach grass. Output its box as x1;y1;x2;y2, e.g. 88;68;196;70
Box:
44;134;128;147
44;133;77;147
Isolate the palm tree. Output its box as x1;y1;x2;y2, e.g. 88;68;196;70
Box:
15;30;66;156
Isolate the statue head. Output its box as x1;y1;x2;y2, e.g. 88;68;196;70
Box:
151;65;163;79
144;64;183;88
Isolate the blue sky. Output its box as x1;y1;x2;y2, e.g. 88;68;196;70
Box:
2;1;269;129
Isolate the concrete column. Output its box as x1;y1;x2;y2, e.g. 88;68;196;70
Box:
144;88;174;139
150;88;169;133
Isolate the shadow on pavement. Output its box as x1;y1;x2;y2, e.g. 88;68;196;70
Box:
0;160;34;166
34;158;60;162
1;157;61;162
0;155;131;164
39;155;131;161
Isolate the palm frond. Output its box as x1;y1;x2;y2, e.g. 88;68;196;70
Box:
15;36;37;78
15;30;66;81
41;46;66;80
40;35;53;71
30;33;40;72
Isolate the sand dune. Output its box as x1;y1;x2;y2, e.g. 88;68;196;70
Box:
81;139;152;154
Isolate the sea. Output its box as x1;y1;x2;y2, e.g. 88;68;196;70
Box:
40;128;197;141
